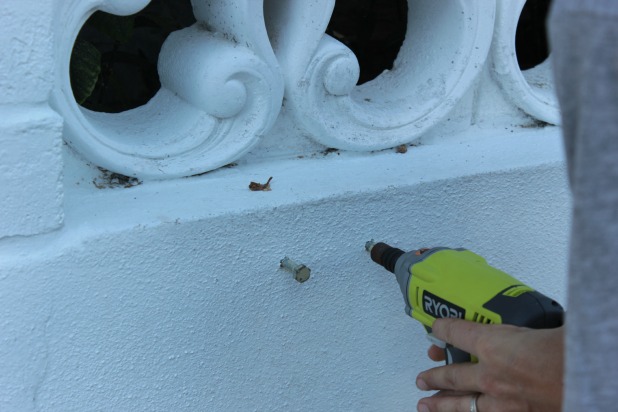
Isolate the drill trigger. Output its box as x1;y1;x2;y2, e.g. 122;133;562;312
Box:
426;333;447;349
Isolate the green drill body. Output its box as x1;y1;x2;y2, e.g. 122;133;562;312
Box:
367;242;564;363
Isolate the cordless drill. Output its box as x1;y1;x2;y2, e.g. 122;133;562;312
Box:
366;241;564;363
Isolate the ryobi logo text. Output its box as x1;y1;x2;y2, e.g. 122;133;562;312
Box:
423;291;466;319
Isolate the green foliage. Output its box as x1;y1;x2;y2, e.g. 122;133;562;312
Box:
70;39;102;105
69;0;195;113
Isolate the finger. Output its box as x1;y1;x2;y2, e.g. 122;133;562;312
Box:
418;393;484;412
431;318;489;356
421;393;524;412
428;345;446;362
417;363;481;393
430;390;476;398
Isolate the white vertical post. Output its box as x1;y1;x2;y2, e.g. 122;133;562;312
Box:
0;0;64;239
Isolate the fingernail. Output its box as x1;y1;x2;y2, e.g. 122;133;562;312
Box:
417;403;430;412
416;377;429;391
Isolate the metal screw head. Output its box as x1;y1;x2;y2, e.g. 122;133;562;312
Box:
280;257;311;283
365;239;376;253
293;265;311;283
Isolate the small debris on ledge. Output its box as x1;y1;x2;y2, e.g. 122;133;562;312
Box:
396;144;408;154
93;167;141;189
249;176;273;191
520;119;551;129
322;148;340;156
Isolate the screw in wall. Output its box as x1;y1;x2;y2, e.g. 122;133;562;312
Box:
280;257;311;283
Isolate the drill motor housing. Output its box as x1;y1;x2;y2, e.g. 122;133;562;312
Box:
368;242;564;362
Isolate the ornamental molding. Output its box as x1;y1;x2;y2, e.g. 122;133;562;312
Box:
48;0;557;179
51;0;283;179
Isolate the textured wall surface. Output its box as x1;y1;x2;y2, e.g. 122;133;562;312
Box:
0;129;570;411
0;0;54;104
0;0;570;410
0;106;63;238
0;0;64;239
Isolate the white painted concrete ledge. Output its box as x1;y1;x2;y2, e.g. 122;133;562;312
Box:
0;127;570;411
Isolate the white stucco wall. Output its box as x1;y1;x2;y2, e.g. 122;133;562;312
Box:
0;0;64;238
0;1;571;410
1;128;570;411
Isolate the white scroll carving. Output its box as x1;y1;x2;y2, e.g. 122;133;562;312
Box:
50;0;555;178
267;0;496;151
491;0;560;125
51;0;284;179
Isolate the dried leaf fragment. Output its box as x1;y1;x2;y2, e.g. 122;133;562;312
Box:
396;144;408;154
249;176;273;191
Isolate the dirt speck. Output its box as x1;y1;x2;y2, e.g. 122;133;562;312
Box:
520;119;551;129
322;148;340;156
93;168;141;189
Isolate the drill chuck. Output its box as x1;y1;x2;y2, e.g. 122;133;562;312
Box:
367;241;404;274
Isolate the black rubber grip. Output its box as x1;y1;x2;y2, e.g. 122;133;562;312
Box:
370;243;404;274
445;345;472;364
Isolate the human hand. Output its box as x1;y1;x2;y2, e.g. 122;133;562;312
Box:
416;318;564;412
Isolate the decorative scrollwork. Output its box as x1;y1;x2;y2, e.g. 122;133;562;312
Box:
51;0;284;179
491;0;560;125
52;0;551;176
267;0;496;151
